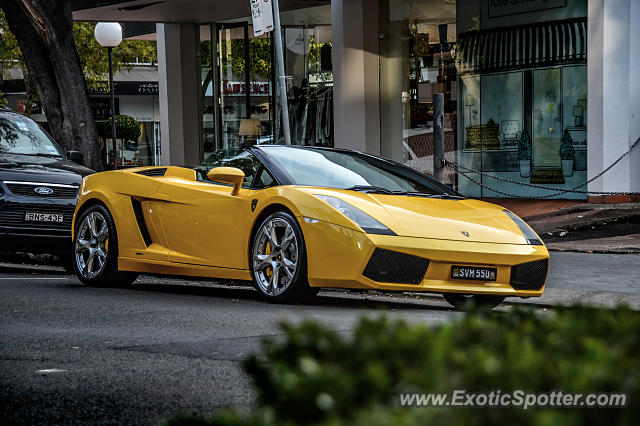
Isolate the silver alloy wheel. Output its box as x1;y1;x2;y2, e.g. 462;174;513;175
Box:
253;217;299;296
75;211;109;279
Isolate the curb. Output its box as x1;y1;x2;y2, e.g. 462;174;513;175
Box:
523;202;640;221
547;246;640;254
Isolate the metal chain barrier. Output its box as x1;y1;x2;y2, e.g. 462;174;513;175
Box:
443;136;640;199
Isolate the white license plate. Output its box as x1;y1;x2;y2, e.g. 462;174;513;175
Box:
24;212;64;223
452;266;497;281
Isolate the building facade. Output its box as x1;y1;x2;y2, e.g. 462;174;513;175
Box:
72;0;640;201
1;64;161;168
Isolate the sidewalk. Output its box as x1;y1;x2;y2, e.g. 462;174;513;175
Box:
482;199;640;254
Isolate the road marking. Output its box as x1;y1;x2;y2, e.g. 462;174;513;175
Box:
2;277;70;280
36;369;68;374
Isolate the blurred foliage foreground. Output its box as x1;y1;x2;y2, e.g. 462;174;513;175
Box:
169;306;639;426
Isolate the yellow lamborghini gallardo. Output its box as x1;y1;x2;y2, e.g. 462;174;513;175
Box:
71;145;548;310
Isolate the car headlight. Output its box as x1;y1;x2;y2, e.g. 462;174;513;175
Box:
314;195;396;235
504;210;542;245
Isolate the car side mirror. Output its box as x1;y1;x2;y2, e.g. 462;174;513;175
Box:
207;167;245;196
67;151;84;165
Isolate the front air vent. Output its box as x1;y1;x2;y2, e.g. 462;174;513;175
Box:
5;182;78;198
136;168;167;177
131;198;153;246
510;259;548;291
362;249;429;284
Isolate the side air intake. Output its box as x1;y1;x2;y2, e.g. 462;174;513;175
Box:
136;168;167;177
131;198;153;246
362;249;429;284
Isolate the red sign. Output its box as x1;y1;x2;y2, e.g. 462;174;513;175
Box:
222;80;271;96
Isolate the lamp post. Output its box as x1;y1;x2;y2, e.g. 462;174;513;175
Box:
94;22;122;169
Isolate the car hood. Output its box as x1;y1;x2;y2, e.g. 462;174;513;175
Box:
302;188;531;244
0;154;94;185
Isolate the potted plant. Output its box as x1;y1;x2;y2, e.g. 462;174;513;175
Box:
559;129;575;177
518;128;532;178
104;114;141;146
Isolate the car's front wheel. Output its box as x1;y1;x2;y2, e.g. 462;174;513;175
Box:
443;293;505;311
73;204;137;288
250;211;317;303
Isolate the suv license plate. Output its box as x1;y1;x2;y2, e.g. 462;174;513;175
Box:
25;212;64;223
452;266;497;281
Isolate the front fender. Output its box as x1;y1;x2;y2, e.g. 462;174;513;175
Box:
251;186;362;232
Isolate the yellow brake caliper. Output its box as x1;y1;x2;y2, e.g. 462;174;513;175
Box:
265;241;272;277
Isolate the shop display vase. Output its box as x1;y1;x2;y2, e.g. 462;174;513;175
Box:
561;159;574;177
519;160;531;178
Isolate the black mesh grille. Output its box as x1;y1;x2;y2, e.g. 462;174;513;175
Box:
363;249;429;284
0;204;75;231
5;183;77;198
136;168;167;177
510;259;548;290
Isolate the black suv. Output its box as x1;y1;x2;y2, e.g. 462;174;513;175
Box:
0;108;93;259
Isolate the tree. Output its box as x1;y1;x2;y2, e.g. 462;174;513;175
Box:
0;0;100;169
0;0;158;169
73;21;157;91
0;9;26;108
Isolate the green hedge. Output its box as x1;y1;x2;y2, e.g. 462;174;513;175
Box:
169;306;639;426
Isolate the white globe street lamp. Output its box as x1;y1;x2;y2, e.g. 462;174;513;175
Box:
94;22;123;47
94;22;122;169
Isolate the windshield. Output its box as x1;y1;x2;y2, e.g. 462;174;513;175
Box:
0;115;63;158
261;146;459;196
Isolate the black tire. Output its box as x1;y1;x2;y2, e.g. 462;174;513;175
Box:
250;210;318;303
73;204;137;288
443;293;505;311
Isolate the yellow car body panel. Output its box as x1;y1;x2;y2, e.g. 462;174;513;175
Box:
73;165;549;298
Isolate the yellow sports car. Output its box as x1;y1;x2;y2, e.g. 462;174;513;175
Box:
71;145;548;310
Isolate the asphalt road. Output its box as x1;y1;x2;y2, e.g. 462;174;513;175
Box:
1;251;639;425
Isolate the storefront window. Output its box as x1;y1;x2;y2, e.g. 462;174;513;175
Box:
90;87;160;169
379;0;457;185
218;24;273;151
454;0;588;198
276;21;333;146
198;5;331;159
270;6;333;146
199;22;273;161
382;0;588;199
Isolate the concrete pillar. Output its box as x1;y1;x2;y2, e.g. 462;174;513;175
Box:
332;0;380;155
588;0;640;199
629;0;640;193
379;18;409;163
157;23;202;167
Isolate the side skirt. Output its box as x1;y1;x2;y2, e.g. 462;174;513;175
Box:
118;257;252;281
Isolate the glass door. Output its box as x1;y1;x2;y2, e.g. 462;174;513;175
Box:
216;22;273;155
246;24;274;145
531;68;563;183
200;24;216;159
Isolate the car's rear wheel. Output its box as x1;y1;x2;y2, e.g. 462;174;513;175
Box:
250;211;317;303
443;293;505;311
73;204;137;288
